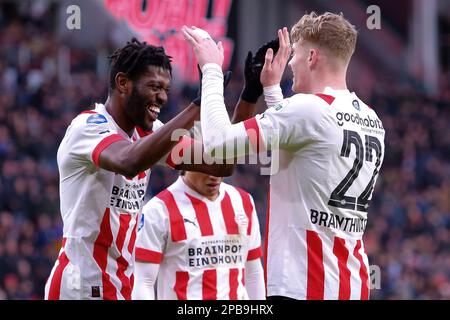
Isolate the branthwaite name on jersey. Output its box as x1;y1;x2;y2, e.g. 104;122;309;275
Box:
188;238;244;268
110;183;146;212
310;209;367;233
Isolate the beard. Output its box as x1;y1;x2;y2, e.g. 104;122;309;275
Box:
125;86;151;131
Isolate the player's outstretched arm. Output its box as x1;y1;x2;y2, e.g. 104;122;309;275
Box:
99;102;200;178
182;26;289;158
167;66;235;176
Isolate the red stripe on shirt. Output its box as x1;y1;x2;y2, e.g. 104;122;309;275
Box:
127;215;138;255
243;117;264;153
130;274;134;293
92;134;125;166
202;269;217;300
220;192;239;235
247;246;262;261
93;208;117;300
79;110;97;115
115;214;132;300
306;230;325;300
135;247;163;263
127;214;139;294
157;190;187;242
185;193;214;236
333;237;351;300
47;238;68;300
229;268;239;300
315;93;335;105
354;240;369;300
235;188;253;235
174;271;189;300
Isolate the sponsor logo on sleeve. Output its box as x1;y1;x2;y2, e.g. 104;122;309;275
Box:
138;213;144;232
86;114;108;124
272;100;289;111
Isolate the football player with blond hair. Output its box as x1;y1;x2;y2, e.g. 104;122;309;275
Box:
182;12;385;300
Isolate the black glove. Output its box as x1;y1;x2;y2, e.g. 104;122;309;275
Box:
240;38;280;103
193;66;232;106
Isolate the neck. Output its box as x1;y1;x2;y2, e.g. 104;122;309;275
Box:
309;72;348;94
104;95;135;137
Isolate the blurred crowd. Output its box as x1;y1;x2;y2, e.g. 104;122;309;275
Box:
0;4;449;300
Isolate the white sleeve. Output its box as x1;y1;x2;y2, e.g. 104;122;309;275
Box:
135;200;168;264
246;196;262;258
132;262;159;300
200;64;325;157
61;114;125;168
244;194;264;299
245;259;265;300
200;63;254;159
263;85;283;108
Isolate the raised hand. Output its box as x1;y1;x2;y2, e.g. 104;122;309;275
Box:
181;26;224;68
260;27;291;87
241;38;280;103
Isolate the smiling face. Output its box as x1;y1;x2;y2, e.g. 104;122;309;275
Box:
183;171;224;201
124;65;171;130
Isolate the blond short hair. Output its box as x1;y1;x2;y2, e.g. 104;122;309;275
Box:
291;12;357;63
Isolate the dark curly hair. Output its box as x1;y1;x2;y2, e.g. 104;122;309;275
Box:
108;37;172;90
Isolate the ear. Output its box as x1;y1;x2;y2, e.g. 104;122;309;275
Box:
308;48;319;69
115;72;131;95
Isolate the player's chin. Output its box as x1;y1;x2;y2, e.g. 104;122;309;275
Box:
137;118;154;132
144;113;157;128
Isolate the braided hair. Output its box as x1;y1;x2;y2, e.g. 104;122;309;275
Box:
108;37;172;90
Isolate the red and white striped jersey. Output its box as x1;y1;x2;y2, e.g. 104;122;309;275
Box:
135;177;262;300
199;66;385;299
251;87;385;300
45;103;169;300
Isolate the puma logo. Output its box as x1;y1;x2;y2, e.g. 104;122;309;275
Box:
183;218;198;228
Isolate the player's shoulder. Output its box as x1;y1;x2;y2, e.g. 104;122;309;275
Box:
221;183;254;201
70;104;111;131
142;192;168;213
152;181;184;204
275;93;335;114
264;93;332;124
351;96;383;122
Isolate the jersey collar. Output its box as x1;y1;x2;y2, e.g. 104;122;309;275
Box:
323;86;352;95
